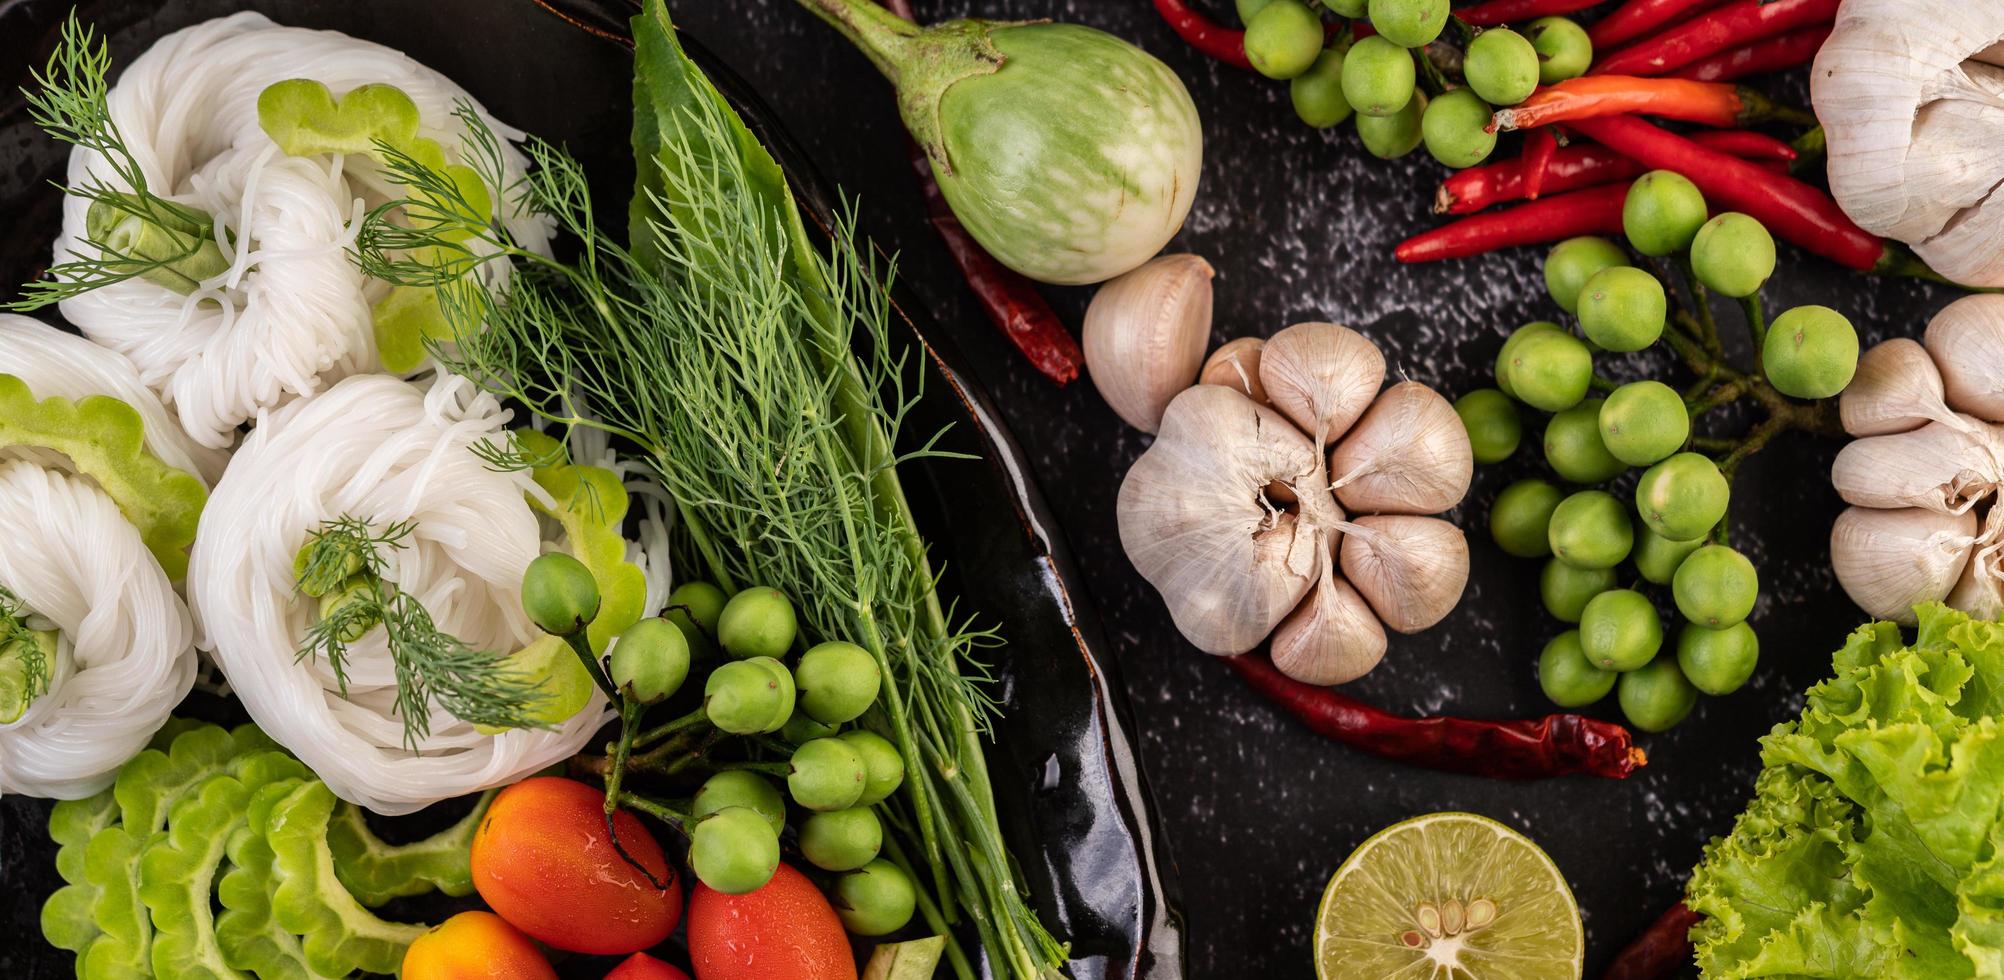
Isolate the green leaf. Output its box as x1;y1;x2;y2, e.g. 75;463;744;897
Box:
0;374;207;579
329;789;493;907
519;429;647;656
261;781;425;975
371;284;451;374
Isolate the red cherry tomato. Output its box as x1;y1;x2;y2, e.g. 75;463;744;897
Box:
688;862;857;980
471;776;683;954
402;910;557;979
606;952;693;980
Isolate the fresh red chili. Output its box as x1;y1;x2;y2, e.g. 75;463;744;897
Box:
1565;115;1883;270
885;0;1082;384
1151;0;1254;71
1589;0;1730;51
1493;76;1805;131
1455;0;1604;28
1602;903;1700;980
1672;24;1832;82
1436;131;1789;214
1225;654;1646;779
1521;128;1560;200
1397;182;1631;263
1591;0;1840;77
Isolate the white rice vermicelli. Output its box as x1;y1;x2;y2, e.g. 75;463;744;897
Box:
54;12;553;450
190;372;624;814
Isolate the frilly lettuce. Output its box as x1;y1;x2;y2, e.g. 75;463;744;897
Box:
1689;604;2004;978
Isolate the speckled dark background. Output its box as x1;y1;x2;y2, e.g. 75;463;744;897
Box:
0;1;1965;977
671;3;1959;978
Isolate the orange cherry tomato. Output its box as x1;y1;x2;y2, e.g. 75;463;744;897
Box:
471;776;684;955
402;910;557;980
606;952;693;980
688;862;857;980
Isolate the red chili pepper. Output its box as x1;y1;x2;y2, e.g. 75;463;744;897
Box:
1151;0;1254;71
1397;182;1631;263
1225;654;1646;779
1672;24;1832;82
1435;131;1789;214
1589;0;1730;51
1455;0;1604;28
1493;76;1802;131
1602;903;1700;980
1591;0;1840;77
1521;128;1560;200
1565;115;1883;270
883;0;1082;384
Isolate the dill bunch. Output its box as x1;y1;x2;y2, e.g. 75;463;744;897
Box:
293;515;549;751
355;72;1067;980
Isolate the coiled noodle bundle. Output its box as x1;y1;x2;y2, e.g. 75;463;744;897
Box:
54;12;552;450
191;373;621;814
0;315;202;798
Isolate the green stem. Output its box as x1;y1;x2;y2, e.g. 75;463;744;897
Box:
601;698;671;890
1414;46;1451;98
1689;436;1737;453
636;705;711;748
1677;257;1724;359
1719;413;1790;477
884;833;976;980
791;0;921;79
1871;244;2004;293
717;760;793;777
1742;294;1767;374
561;631;620;703
617;791;692;836
1589;373;1621;394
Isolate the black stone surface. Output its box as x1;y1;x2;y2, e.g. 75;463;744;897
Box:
670;3;1958;978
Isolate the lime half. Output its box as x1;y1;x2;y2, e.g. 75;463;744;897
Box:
1314;812;1583;979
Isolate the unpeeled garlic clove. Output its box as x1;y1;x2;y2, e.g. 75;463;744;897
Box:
1083;254;1215;433
1117;384;1346;654
1259;322;1386;446
1199;337;1270;405
1831;416;2004;514
1947;505;2004;620
1269;566;1386;685
1336;515;1469;634
1924;295;2004;421
1840;337;1967;437
1830;505;1978;625
1329;381;1474;516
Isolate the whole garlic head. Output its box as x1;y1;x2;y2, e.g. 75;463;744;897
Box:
1813;1;2004;285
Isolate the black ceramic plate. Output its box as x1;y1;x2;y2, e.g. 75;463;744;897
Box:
0;2;1184;976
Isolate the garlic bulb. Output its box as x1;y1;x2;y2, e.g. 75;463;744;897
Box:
1840;338;1967;436
1830;505;1979;624
1083;254;1215;433
1269;565;1387;685
1336;515;1470;634
1328;381;1474;515
1117;384;1343;654
1947;506;2004;620
1813;1;2004;285
1259;322;1386;445
1830;417;2004;514
1199;337;1269;405
1924;295;2004;420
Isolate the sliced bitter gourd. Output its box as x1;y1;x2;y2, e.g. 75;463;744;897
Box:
261;781;425;976
328;788;493;907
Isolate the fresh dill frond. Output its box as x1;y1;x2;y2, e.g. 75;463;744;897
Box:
0;585;53;708
7;13;231;311
292;516;547;751
470;430;569;474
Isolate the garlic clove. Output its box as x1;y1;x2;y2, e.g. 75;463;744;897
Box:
1269;568;1387;686
1083;254;1215;433
1947;505;2004;620
1118;384;1347;654
1259;322;1387;446
1830;505;1979;625
1924;295;2004;421
1199;337;1270;405
1328;381;1474;516
1840;337;1967;437
1335;515;1469;634
1830;415;2004;514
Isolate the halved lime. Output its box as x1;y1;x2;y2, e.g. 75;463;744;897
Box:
1314;812;1583;979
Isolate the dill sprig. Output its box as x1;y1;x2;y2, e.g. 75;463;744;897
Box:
0;585;53;708
357;100;1067;978
293;516;549;751
7;13;230;311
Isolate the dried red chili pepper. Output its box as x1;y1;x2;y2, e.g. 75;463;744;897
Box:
1151;0;1254;71
1225;654;1646;779
1589;0;1730;51
1602;902;1700;980
1564;115;1883;270
1455;0;1604;28
1521;128;1560;200
1672;24;1832;82
1493;76;1809;131
1435;131;1789;214
1591;0;1840;77
1397;181;1632;263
